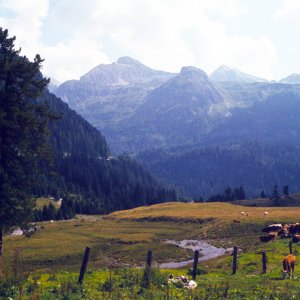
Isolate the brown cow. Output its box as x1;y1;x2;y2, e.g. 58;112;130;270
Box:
282;254;296;278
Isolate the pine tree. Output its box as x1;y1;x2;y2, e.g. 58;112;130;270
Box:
260;190;266;198
224;186;233;202
271;185;279;199
237;186;246;200
283;185;289;197
272;184;280;206
0;28;54;275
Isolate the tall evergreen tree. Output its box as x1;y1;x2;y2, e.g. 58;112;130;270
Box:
260;190;266;198
271;185;279;199
238;186;246;200
283;185;289;197
224;186;233;202
0;28;53;275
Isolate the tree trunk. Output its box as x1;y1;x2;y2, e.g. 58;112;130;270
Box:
0;227;3;277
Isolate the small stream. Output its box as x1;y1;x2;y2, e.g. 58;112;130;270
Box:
159;240;232;269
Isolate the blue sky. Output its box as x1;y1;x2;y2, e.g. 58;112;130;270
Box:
0;0;299;82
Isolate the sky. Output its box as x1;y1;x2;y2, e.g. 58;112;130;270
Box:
0;0;299;82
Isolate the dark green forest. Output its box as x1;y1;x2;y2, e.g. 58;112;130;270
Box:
138;142;300;199
34;90;177;215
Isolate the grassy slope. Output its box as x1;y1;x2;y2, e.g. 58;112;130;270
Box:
4;217;201;273
108;201;300;222
5;202;300;273
4;202;300;298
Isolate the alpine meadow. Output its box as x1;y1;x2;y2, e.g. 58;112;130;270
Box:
2;1;300;299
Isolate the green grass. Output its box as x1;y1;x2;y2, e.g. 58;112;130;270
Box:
4;202;300;273
3;201;300;298
2;267;300;299
4;217;201;273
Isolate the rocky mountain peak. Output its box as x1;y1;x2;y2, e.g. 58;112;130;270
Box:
116;56;145;67
180;66;208;78
210;65;266;83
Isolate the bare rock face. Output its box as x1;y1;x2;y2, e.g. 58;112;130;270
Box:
54;57;175;130
210;65;267;83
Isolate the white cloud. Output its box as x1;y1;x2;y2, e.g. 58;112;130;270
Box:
0;0;278;81
0;0;48;50
40;38;109;81
274;0;300;19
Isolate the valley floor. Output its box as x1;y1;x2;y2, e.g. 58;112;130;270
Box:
2;202;300;299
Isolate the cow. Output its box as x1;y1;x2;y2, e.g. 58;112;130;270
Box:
279;224;290;234
279;225;291;238
292;235;300;243
279;231;291;239
262;224;282;233
282;254;296;279
259;232;276;242
289;223;300;235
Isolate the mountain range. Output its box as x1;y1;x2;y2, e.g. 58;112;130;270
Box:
53;58;300;198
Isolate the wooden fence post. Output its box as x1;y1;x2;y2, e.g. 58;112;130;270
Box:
192;250;199;280
142;250;152;288
289;241;293;254
262;251;267;274
78;246;91;284
232;246;238;274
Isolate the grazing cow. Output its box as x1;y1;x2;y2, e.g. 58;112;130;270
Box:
259;232;276;242
292;235;300;243
264;212;269;216
262;224;282;233
279;231;291;239
279;224;290;235
289;223;300;235
282;254;296;278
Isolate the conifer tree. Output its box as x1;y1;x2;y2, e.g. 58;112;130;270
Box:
271;185;279;199
0;28;53;275
283;185;289;197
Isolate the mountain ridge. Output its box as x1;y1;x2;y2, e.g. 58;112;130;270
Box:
210;65;267;83
279;73;300;84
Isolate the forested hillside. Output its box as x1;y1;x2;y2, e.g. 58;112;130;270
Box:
138;143;300;198
34;90;177;214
